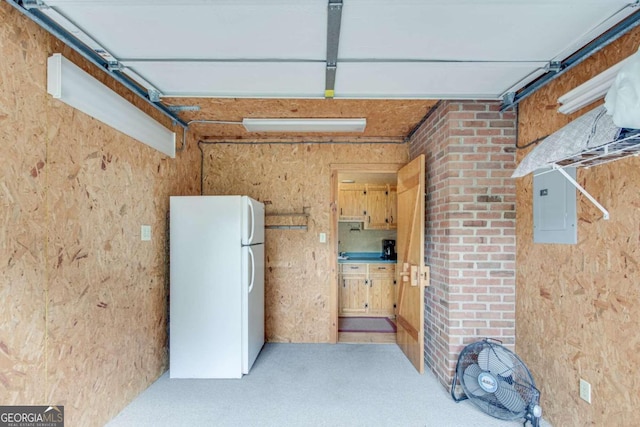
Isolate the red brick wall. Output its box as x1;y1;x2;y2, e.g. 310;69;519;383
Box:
409;100;517;387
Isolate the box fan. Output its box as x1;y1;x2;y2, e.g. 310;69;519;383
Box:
451;339;542;426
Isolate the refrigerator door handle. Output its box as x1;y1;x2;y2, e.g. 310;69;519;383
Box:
248;246;255;294
246;199;255;244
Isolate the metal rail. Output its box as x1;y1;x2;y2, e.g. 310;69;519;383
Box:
7;0;188;129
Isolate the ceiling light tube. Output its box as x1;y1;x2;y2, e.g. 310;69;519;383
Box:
47;53;176;157
557;59;628;115
242;118;366;133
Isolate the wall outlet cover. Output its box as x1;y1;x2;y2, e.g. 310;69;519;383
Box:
141;225;151;241
579;378;591;404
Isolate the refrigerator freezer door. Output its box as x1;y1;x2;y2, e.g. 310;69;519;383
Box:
242;196;265;245
242;244;265;374
170;196;243;379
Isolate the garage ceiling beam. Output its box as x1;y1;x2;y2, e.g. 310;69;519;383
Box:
325;0;343;98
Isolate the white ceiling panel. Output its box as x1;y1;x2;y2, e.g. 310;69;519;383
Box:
45;0;327;60
334;62;548;99
36;0;640;100
121;61;326;98
339;0;633;61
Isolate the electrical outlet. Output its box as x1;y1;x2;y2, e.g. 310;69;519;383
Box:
580;379;591;404
319;232;327;243
141;225;151;241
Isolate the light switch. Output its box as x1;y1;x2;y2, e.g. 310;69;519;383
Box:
319;232;327;243
141;225;151;241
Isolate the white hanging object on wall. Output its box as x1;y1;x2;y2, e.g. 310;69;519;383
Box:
604;47;640;129
47;53;176;157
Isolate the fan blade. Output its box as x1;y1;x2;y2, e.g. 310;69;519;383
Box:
480;345;516;376
495;379;527;414
477;348;490;371
462;364;487;397
489;346;515;377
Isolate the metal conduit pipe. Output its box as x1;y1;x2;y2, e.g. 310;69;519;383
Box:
7;0;188;129
179;120;243;152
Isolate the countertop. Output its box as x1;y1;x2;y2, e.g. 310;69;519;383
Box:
338;252;397;264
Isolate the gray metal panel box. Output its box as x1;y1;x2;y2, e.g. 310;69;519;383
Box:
533;168;577;244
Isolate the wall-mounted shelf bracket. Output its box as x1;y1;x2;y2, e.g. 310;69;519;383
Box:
265;209;310;230
553;166;610;220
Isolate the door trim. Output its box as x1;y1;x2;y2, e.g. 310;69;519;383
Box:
329;163;405;343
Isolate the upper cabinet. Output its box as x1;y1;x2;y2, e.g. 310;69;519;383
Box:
338;183;397;230
387;185;397;228
365;185;389;229
338;183;367;222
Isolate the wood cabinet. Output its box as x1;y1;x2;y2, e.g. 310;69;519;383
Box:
368;264;396;316
365;185;388;229
338;184;367;221
338;183;397;230
339;263;396;316
339;263;367;315
387;185;397;228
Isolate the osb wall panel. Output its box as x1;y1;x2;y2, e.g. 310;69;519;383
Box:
202;143;408;342
0;4;51;405
163;97;437;141
0;4;200;426
517;26;640;427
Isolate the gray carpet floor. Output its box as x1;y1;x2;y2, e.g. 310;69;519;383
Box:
107;343;550;427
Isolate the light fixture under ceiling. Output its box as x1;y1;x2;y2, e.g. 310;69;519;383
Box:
242;118;366;133
557;58;628;115
47;53;176;157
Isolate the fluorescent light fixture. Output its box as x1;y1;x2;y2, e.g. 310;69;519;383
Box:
242;118;366;132
557;58;628;115
47;53;175;157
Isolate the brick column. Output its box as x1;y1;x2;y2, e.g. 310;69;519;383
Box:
409;100;517;388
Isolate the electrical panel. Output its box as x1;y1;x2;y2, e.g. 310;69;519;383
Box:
533;168;577;244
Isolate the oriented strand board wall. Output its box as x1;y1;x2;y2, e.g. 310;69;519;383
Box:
202;143;408;342
516;27;640;426
0;4;200;426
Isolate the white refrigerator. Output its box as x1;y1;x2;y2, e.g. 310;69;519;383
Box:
169;195;265;379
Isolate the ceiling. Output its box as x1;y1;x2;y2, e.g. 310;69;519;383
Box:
33;0;639;141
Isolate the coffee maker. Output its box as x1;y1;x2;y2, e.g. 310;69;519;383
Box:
382;239;397;260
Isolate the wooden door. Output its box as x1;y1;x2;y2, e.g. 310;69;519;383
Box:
365;185;388;229
395;155;427;373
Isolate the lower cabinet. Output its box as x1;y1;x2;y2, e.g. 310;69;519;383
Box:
339;263;395;316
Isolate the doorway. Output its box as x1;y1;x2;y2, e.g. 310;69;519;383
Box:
329;163;404;344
